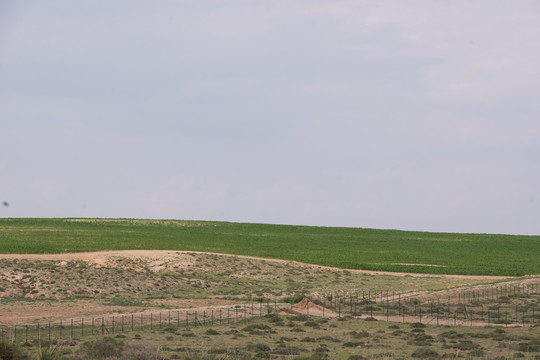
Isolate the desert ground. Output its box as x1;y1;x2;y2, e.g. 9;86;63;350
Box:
0;250;535;325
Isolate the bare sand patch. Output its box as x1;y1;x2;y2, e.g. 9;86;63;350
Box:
279;298;338;317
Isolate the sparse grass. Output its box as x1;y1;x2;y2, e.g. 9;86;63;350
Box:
1;218;539;275
13;315;538;360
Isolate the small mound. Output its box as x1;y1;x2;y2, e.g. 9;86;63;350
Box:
278;298;338;317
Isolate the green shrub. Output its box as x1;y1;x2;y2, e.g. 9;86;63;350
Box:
282;294;306;304
411;347;439;359
37;344;63;360
347;356;367;360
242;324;272;332
343;341;363;348
0;341;30;360
349;330;370;338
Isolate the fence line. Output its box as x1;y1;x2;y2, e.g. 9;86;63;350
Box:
0;302;283;344
1;281;538;344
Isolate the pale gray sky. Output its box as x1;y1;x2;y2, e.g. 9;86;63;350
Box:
1;1;539;235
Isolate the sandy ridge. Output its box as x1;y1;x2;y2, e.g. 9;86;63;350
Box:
0;250;513;280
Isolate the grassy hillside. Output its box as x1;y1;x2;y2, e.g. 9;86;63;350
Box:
0;218;538;276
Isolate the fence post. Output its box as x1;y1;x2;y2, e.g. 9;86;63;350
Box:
48;321;51;343
71;319;73;339
82;318;84;337
101;318;104;335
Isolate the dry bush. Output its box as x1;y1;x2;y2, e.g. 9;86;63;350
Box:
121;340;161;360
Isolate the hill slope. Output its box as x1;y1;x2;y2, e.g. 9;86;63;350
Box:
0;218;538;275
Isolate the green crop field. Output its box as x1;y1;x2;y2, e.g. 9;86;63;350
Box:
0;218;538;276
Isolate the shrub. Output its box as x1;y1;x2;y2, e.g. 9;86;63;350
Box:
343;342;363;348
242;324;272;332
204;328;220;335
78;337;123;360
37;344;63;360
290;314;309;322
283;294;306;304
439;330;462;339
246;343;270;352
348;356;367;360
411;347;439;359
272;345;306;355
349;330;370;338
411;334;435;347
452;340;480;351
0;341;30;360
121;340;160;360
515;340;540;352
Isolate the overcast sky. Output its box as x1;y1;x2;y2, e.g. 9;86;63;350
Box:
1;1;539;235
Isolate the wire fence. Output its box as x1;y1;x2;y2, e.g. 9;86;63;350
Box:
0;302;283;344
1;281;539;344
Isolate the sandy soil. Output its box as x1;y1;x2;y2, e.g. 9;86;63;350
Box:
279;298;339;317
0;250;511;280
0;250;534;326
0;299;243;325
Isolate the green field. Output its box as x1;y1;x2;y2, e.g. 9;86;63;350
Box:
0;218;538;276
